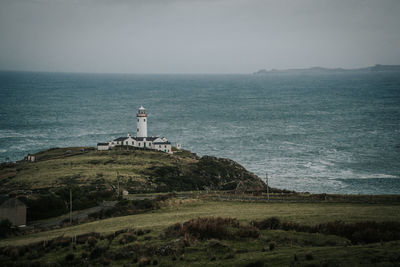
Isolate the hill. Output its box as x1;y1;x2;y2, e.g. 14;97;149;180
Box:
0;146;266;193
253;64;400;75
0;147;267;220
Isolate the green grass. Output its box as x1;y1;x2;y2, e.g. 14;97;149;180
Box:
2;200;399;247
2;146;264;194
1;199;400;266
22;149;171;185
0;147;195;191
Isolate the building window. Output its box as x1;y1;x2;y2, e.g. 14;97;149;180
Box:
137;128;139;132
137;119;139;122
144;119;146;122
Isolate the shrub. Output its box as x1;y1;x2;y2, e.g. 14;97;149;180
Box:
87;236;98;247
254;218;400;244
180;217;239;240
0;219;14;238
90;246;104;259
102;257;111;266
81;252;88;259
305;252;314;260
76;232;100;244
245;260;265;267
237;225;260;238
252;217;280;230
133;199;154;210
163;217;260;242
28;250;40;260
138;257;150;266
65;253;74;261
155;244;175;256
269;242;276;251
136;229;145;236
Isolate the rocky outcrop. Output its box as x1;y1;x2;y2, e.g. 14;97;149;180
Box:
148;155;267;192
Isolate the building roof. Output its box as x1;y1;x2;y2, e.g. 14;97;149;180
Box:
97;143;109;146
114;137;128;141
0;198;26;209
154;142;171;145
134;136;159;141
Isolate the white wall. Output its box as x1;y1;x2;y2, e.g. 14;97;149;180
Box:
137;116;147;137
154;144;172;154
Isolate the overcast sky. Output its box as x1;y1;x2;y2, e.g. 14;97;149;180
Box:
0;0;399;74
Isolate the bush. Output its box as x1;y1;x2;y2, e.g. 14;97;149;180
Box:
0;219;13;238
76;232;100;244
55;237;71;247
90;246;105;259
23;194;67;221
65;253;74;261
180;217;239;240
245;260;265;267
269;242;276;251
87;236;98;247
305;252;313;260
254;218;400;244
252;217;280;230
163;217;260;242
139;256;150;266
237;225;260;238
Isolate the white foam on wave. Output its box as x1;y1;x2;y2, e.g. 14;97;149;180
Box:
337;173;399;179
0;129;48;139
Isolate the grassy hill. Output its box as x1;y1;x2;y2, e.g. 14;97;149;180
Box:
0;147;266;193
0;147;266;220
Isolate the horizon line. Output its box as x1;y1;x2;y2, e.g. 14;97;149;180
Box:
1;64;399;75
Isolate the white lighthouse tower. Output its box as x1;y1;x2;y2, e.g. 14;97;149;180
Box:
136;106;147;138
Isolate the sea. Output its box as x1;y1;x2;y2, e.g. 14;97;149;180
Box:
0;71;399;194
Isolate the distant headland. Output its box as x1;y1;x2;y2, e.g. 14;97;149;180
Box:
253;64;400;75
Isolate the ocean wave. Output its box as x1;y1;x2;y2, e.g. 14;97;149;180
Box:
336;173;399;179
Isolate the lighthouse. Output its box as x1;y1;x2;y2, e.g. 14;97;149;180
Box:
99;106;173;154
136;106;147;138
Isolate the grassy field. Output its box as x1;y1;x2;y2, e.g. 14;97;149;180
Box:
1;199;400;266
2;200;400;247
1;147;186;190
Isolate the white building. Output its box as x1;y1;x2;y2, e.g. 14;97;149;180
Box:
98;106;173;154
97;143;110;151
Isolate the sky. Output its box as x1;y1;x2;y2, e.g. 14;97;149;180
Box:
0;0;399;74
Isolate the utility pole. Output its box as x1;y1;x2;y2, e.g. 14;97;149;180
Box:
266;173;269;201
69;189;72;224
117;172;120;198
